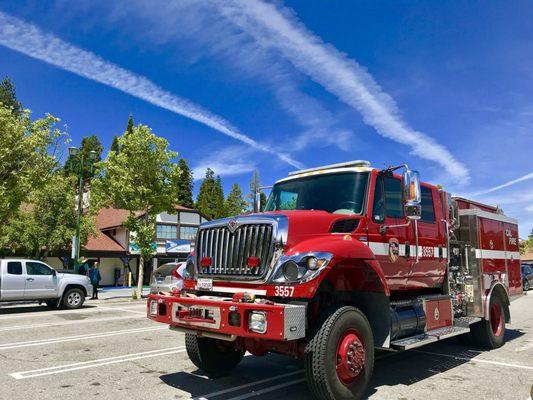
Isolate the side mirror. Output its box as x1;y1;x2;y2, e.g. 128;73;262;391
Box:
254;191;261;213
402;170;421;220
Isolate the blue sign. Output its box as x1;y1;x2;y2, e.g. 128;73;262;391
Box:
166;240;191;254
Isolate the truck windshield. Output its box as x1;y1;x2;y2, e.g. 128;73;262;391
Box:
264;172;368;214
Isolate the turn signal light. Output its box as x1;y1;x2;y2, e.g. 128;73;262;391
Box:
200;257;212;268
247;256;260;268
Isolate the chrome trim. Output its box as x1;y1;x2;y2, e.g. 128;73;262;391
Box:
270;251;333;284
194;215;288;283
483;281;510;320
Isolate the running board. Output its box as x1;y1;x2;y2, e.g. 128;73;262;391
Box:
391;325;471;350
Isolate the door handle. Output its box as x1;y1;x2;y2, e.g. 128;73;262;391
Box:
26;278;34;281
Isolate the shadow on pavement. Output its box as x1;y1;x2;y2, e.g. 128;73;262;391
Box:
0;303;97;315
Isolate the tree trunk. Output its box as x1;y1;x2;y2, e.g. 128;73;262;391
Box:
136;254;144;300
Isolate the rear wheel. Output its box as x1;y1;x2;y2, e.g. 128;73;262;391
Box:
470;294;506;349
185;333;244;374
61;288;85;309
304;306;374;400
524;280;530;291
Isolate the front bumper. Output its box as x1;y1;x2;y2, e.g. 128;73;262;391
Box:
147;293;306;341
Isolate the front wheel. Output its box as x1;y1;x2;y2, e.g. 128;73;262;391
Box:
304;306;374;400
524;280;530;291
185;333;244;374
61;288;85;309
470;294;506;349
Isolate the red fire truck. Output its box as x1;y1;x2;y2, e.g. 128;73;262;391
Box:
147;160;522;400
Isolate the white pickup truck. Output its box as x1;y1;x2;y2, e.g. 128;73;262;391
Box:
0;259;93;309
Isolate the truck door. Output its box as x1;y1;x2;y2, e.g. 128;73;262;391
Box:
24;261;58;299
367;173;411;291
408;186;447;289
1;261;26;300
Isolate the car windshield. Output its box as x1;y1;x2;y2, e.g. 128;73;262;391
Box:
154;264;177;277
264;172;368;214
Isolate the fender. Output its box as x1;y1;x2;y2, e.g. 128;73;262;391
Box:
484;281;510;322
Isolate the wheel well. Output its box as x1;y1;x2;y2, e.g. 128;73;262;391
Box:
63;284;87;297
488;284;510;323
310;278;391;348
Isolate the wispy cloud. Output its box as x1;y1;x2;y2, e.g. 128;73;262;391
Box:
471;171;533;196
191;146;256;181
212;0;470;182
0;11;302;169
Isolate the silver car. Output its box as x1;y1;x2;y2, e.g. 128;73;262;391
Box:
150;262;185;294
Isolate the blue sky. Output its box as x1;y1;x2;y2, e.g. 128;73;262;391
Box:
0;1;532;236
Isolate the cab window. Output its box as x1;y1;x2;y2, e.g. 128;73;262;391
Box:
26;262;53;276
372;176;385;222
384;177;403;218
420;187;436;223
7;261;23;275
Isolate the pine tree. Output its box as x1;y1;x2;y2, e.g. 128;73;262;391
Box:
225;183;247;217
110;135;120;153
63;134;103;180
0;77;22;115
214;175;226;218
196;168;217;219
175;158;194;208
125;114;134;135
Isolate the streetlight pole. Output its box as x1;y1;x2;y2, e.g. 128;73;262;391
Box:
69;147;97;268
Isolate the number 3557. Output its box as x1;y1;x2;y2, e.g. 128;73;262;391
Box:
274;286;294;297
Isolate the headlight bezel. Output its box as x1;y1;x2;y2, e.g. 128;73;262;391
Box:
270;252;332;284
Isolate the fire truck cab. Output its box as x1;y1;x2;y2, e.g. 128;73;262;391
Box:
147;160;522;400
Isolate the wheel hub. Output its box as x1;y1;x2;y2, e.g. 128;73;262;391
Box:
336;329;365;384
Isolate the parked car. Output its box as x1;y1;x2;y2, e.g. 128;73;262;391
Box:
0;259;93;309
150;262;185;294
521;263;533;291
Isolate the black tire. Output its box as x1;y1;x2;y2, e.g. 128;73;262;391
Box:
304;305;374;400
470;294;506;349
45;299;59;308
185;333;244;374
524;280;530;291
61;288;85;309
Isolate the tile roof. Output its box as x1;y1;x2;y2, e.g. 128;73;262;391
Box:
84;230;125;252
96;207;131;230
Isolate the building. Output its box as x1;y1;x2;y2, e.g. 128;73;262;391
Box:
46;205;208;286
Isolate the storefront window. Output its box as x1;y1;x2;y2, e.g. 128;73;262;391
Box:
180;226;198;240
156;224;177;239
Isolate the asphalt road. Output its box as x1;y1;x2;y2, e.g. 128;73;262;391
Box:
0;295;531;400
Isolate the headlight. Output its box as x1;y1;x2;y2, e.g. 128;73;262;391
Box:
270;252;332;284
249;311;267;334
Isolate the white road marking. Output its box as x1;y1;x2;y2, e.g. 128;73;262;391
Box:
225;378;306;400
0;303;146;320
10;346;186;379
193;370;304;400
414;350;533;371
0;326;167;350
0;315;145;331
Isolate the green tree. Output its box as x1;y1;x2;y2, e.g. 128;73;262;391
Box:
92;124;180;298
1;173;95;259
520;229;533;255
196;168;217;220
126;114;134;135
110;135;120;153
175;158;194;208
0;77;22;115
214;175;226;218
225;183;247;217
0;107;62;228
63;134;103;180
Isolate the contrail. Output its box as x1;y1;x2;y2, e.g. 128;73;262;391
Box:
213;0;470;182
0;11;302;169
471;172;533;196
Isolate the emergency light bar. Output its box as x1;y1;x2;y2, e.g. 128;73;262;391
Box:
288;160;371;176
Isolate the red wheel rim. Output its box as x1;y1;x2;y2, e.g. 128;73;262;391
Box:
490;302;503;336
336;328;365;385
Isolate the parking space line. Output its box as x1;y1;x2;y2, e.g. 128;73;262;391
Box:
225;378;306;400
0;315;145;331
193;370;303;400
0;326;167;350
0;305;141;320
9;346;186;379
414;350;533;371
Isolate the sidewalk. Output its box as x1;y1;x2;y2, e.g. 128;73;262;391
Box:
90;286;150;302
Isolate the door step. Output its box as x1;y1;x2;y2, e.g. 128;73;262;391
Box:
391;325;471;350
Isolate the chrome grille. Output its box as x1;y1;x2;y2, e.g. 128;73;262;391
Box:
196;223;275;279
